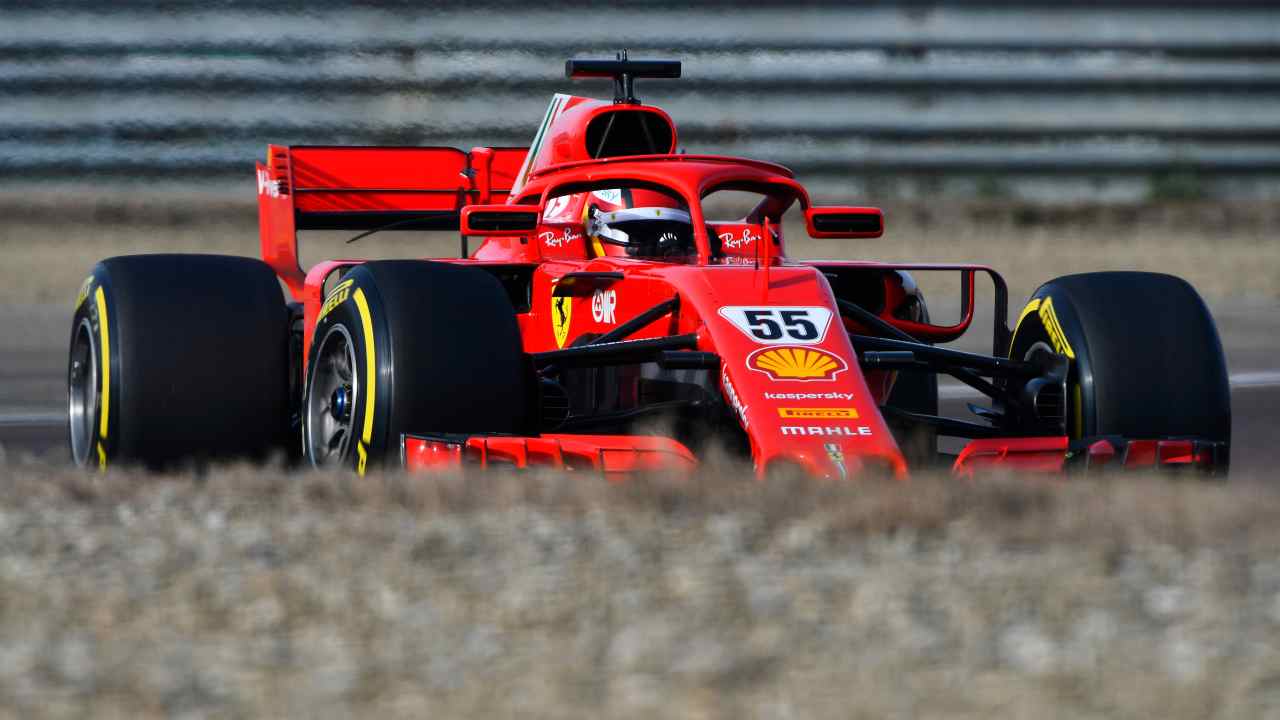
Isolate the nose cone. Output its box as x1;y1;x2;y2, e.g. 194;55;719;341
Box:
658;262;909;478
758;437;908;480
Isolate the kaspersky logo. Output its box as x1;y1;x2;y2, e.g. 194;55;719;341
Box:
747;346;847;382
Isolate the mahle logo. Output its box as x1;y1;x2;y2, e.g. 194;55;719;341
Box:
747;346;847;382
780;426;872;437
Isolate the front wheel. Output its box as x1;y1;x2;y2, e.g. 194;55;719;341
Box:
302;261;534;473
1009;271;1230;463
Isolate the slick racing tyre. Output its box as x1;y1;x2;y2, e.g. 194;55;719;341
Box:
68;255;291;469
1009;271;1230;457
303;260;533;473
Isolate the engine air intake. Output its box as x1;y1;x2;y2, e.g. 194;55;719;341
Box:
586;109;676;158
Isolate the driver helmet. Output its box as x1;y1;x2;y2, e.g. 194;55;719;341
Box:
586;206;696;259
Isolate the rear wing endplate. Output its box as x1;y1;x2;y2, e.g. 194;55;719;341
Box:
256;144;527;297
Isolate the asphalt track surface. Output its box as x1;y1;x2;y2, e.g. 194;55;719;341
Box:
2;300;1277;474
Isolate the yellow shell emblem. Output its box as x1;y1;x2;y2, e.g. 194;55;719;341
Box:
747;346;847;382
551;294;572;348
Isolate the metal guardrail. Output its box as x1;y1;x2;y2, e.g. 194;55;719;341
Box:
2;4;1278;200
4;39;1280;59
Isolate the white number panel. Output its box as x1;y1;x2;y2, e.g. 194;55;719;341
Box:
718;306;834;345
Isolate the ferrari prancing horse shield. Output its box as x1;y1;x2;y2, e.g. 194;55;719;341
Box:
552;295;572;348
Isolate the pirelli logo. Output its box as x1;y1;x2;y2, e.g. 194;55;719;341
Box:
1039;296;1076;359
317;278;354;323
777;407;859;419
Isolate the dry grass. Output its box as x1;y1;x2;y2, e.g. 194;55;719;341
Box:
1;458;1279;718
3;194;1278;305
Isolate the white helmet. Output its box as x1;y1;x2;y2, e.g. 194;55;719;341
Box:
587;206;695;258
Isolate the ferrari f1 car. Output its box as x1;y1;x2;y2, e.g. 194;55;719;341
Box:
67;57;1231;478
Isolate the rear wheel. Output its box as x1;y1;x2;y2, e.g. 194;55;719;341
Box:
68;254;291;469
303;261;533;473
1009;272;1230;460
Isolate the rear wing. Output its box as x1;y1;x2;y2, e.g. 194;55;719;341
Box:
257;144;527;296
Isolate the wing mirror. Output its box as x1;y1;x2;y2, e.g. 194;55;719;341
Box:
460;205;541;235
805;206;883;239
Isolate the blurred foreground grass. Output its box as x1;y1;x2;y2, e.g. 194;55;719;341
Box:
2;193;1278;305
0;459;1279;718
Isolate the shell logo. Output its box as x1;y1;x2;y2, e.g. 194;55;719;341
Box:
747;346;848;382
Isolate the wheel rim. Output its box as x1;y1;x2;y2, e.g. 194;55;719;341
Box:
306;324;359;468
68;319;98;466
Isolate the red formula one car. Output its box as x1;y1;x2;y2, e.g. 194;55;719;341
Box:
67;57;1231;478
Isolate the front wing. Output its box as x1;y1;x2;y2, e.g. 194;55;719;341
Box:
402;432;1227;478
